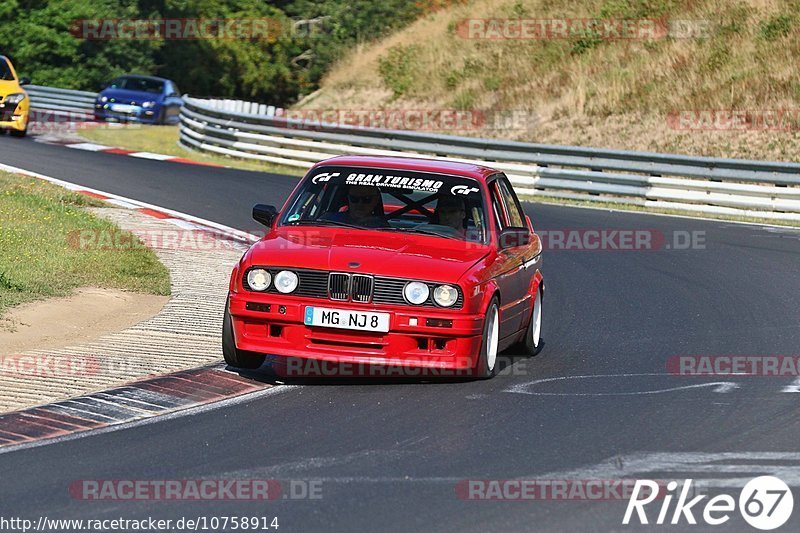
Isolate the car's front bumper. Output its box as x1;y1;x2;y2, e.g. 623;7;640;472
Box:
0;101;28;130
228;292;484;376
95;103;160;123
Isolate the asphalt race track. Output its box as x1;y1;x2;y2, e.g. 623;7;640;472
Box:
1;135;800;531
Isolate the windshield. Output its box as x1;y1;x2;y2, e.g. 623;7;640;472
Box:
108;76;164;94
280;166;488;243
0;59;14;81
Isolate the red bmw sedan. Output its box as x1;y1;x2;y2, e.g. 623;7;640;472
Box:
223;155;544;379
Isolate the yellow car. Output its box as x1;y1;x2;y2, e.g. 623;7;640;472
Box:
0;55;30;137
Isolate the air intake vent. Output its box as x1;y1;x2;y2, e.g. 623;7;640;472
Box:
328;273;350;301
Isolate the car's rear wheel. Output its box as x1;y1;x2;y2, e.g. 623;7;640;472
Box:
222;301;265;369
475;297;500;379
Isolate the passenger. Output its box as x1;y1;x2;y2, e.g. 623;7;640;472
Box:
324;185;387;227
435;194;467;237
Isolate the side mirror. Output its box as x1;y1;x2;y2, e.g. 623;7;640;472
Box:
253;204;278;227
499;227;531;250
19;77;31;86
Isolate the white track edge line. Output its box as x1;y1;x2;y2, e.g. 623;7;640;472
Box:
0;162;259;242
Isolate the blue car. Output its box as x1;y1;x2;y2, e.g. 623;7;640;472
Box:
94;75;183;125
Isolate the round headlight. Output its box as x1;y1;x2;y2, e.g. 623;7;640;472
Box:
274;270;299;294
246;269;271;291
142;101;156;108
100;96;108;103
404;282;430;305
433;285;458;307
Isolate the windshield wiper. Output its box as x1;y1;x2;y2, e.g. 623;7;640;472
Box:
379;227;461;240
285;219;363;230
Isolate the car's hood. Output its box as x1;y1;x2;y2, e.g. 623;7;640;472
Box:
245;227;491;283
99;88;161;103
0;80;22;96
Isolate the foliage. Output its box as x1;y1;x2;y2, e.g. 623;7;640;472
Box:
378;44;419;98
0;0;427;105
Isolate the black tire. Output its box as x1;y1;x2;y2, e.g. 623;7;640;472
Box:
222;301;266;369
9;124;26;138
154;108;166;125
474;297;500;379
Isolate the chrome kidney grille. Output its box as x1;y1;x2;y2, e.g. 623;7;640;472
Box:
328;273;373;303
328;273;351;301
351;275;374;303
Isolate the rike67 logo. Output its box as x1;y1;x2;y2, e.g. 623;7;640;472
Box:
624;476;794;530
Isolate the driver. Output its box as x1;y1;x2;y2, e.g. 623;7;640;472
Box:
435;194;467;237
324;185;387;227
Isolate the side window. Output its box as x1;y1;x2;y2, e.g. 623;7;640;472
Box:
497;176;526;228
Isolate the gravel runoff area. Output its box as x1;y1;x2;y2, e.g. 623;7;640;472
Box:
0;207;247;413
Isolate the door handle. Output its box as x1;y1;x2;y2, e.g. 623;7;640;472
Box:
522;254;541;270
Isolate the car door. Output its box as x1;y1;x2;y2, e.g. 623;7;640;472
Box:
496;174;539;321
488;175;528;339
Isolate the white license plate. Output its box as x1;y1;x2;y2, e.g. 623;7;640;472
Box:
110;104;135;113
304;306;390;333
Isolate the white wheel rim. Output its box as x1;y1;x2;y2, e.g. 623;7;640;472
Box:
486;305;499;371
531;291;542;347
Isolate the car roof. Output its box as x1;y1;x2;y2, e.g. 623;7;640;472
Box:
312;155;500;181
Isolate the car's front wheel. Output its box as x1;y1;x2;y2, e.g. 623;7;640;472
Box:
9;124;27;138
474;297;500;379
222;301;266;369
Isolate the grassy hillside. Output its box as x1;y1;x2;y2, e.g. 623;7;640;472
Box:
295;0;800;160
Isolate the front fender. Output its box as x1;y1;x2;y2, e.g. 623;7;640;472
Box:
475;279;500;315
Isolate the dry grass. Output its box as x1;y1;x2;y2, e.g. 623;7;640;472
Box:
297;0;800;161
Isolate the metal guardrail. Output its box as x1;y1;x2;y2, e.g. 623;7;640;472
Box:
25;85;97;117
178;97;800;221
